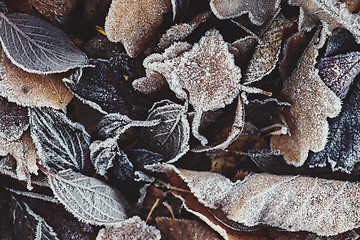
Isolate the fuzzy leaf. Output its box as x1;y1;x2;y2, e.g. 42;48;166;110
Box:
0;12;88;74
96;216;161;240
141;100;190;163
64;59;148;116
0;53;73;109
11;196;59;240
48;169;128;225
95;113;160;139
151;164;360;237
271;30;341;166
29;107;90;173
210;0;281;25
242;17;294;85
0;97;28;141
316;51;360;99
104;0;171;57
308;85;360;173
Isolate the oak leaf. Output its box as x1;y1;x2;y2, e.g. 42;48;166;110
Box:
271;30;341;166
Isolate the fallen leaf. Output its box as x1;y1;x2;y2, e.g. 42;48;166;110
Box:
0;130;38;188
141;100;190;163
242;17;295;85
0;97;28;141
308;84;360;173
142;29;243;145
47;169;128;226
316;51;360;99
96;216;161;240
0;53;73;109
150;164;360;237
210;0;281;25
0;12;88;74
104;0;172;57
29;107;91;173
64;58;149;116
95;113;160;139
11;196;59;240
155;217;222;240
288;0;360;43
31;0;77;21
271;29;341;166
323;27;359;57
171;0;190;22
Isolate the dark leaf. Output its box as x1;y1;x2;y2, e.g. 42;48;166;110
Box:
29;107;90;173
0;13;88;74
126;148;164;169
95;113;160;139
48;169;128;225
141;100;190;163
316;51;360;99
324;28;359;57
109;150;134;186
11;196;59;240
31;0;77;20
0;97;28;141
0;0;7;14
64;58;149;116
308;85;360;173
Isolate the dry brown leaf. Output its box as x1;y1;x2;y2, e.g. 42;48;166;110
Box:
270;30;341;166
289;0;360;43
30;0;77;22
155;217;222;240
104;0;172;57
149;164;360;238
96;216;161;240
231;36;258;71
210;0;281;26
0;130;38;189
243;17;295;85
0;53;73;109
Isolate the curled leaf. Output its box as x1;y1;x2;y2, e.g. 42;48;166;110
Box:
48;169;128;225
29;107;90;173
0;12;88;74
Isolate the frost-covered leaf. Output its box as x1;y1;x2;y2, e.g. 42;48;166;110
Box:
141;100;190;163
0;12;88;74
126;148;164;168
0;0;7;14
11;196;59;240
150;163;360;237
104;0;171;57
271;30;341;166
308;85;360;173
142;29;242;145
95;113;160;139
0;97;28;141
64;59;148;116
0;53;74;109
288;0;360;43
31;0;77;21
96;216;161;240
210;0;281;25
47;169;128;225
242;17;295;85
316;51;360;99
155;217;221;240
0;130;38;188
29;107;90;173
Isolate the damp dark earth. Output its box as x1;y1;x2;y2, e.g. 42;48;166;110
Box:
0;0;360;239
